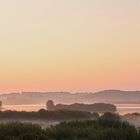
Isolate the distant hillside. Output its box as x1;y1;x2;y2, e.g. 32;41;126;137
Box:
0;90;140;105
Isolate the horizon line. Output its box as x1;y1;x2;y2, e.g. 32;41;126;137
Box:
1;89;140;94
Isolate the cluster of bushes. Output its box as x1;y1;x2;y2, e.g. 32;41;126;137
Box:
0;109;99;120
0;123;46;140
0;113;139;140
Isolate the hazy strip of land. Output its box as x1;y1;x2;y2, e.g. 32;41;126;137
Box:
1;90;140;105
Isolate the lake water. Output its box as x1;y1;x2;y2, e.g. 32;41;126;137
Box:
2;105;46;112
2;104;140;115
116;104;140;115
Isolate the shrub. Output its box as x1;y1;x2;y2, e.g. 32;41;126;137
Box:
0;122;47;140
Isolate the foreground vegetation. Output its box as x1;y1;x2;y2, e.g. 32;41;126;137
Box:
0;113;140;140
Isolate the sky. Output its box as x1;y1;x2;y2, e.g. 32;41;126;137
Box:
0;0;140;93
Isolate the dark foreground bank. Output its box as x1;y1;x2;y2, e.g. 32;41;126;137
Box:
0;109;98;120
0;113;140;140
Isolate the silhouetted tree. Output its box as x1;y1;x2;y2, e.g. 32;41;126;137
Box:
46;100;54;111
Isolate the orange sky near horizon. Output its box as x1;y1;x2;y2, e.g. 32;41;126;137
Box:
0;0;140;93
